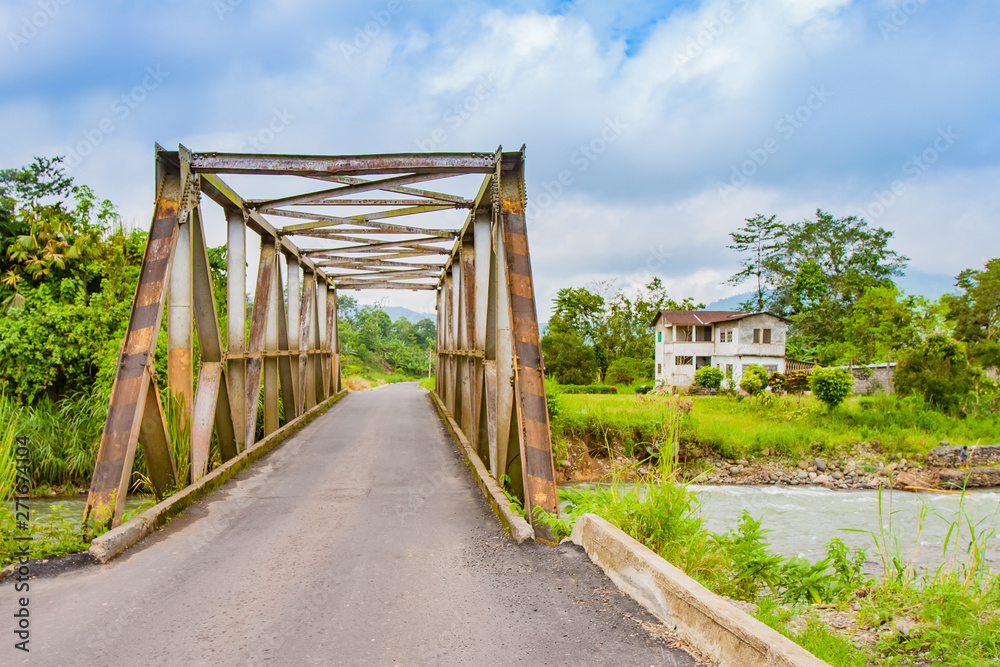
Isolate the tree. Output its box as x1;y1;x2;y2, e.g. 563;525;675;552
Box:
809;367;853;410
843;286;919;365
606;357;650;385
726;214;786;311
896;335;978;413
540;330;598;385
943;258;1000;345
765;210;908;362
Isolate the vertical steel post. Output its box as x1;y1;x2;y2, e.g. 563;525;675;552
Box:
499;149;559;542
286;253;301;417
168;210;194;417
263;251;280;436
226;208;247;450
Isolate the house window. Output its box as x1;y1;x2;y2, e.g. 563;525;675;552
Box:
726;330;733;343
657;331;662;342
762;328;772;344
753;328;761;344
726;364;733;375
696;356;712;369
657;363;662;375
676;356;693;366
764;365;778;373
719;329;725;343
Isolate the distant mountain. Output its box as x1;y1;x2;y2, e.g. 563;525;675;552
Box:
380;306;436;323
704;292;756;311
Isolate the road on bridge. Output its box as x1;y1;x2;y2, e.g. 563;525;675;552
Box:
8;383;699;666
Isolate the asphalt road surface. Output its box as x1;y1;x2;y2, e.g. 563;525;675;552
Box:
6;383;698;666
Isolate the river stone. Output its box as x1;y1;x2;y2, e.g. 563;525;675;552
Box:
798;460;809;469
832;471;843;480
814;458;827;471
797;471;808;479
729;467;740;475
813;474;829;484
808;472;817;479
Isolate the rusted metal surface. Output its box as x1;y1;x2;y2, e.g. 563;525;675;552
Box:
245;239;277;446
190;152;497;176
84;155;180;530
498;151;559;543
88;144;561;540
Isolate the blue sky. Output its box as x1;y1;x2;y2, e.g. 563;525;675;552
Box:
2;0;998;316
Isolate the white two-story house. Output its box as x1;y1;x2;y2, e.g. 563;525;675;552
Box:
652;311;789;388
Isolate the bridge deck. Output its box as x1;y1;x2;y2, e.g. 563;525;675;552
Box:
14;384;696;666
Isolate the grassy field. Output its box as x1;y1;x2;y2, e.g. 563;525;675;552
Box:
552;391;1000;460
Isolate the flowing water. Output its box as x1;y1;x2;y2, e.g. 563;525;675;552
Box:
18;495;151;525
564;483;1000;575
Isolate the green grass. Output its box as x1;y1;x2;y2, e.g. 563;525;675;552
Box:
418;375;435;391
553;392;1000;460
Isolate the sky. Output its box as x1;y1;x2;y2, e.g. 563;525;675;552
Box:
2;0;998;318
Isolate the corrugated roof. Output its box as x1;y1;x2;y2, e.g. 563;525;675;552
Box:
650;310;789;326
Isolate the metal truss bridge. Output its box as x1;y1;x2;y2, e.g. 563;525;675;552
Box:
84;146;560;542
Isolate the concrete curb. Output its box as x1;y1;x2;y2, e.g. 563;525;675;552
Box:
88;390;348;564
427;390;534;544
570;513;830;667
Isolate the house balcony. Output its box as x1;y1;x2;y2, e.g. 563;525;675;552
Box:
663;342;716;357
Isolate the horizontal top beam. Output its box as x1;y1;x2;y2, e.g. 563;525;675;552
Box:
190;152;500;177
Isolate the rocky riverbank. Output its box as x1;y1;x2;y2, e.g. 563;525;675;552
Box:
688;453;920;490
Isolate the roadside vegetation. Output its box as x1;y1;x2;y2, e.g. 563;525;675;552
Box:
545;456;1000;666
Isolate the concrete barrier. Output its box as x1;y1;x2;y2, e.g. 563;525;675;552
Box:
570;513;830;667
427;390;534;544
88;390;348;563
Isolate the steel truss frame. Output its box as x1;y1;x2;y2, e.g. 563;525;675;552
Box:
85;145;559;542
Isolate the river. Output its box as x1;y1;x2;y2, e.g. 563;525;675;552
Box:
564;483;1000;575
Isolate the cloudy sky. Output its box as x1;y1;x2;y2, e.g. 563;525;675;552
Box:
2;0;998;317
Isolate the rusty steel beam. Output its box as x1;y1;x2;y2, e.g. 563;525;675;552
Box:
336;281;438;291
84;151;181;530
305;198;447;207
245;239;277;446
191;151;497;177
270;208;459;237
252;173;457;210
226;207;247;452
499;150;559;543
321;174;473;206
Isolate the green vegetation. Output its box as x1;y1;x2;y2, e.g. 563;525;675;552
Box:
337;296;435;385
809;367;854;410
693;366;723;389
553;463;1000;666
541;278;703;383
552;393;1000;461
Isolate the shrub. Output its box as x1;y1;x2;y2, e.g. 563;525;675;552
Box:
559;384;617;394
809;367;853;409
896;335;979;413
740;364;768;396
544;376;561;419
635;384;653;395
540;330;598;385
767;371;787;393
786;370;810;395
606;356;649;385
694;366;724;389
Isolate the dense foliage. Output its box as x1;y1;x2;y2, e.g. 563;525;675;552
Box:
693;366;723;389
337;296;436;379
809;367;854;410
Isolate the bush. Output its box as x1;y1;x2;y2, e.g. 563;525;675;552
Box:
559;384;617;394
786;370;810;395
809;367;853;409
896;335;979;414
544;376;561;419
541;330;598;385
740;365;768;396
694;366;724;389
767;371;787;393
606;356;650;385
635;384;653;395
